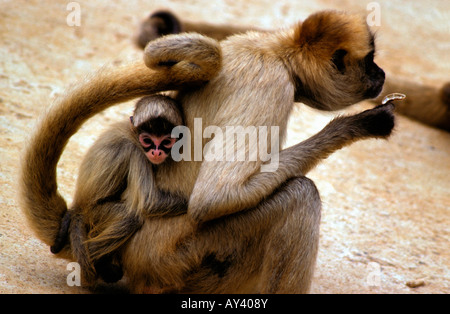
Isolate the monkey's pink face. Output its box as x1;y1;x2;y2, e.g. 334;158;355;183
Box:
139;132;177;165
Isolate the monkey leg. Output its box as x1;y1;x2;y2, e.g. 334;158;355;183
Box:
253;176;321;293
180;176;321;293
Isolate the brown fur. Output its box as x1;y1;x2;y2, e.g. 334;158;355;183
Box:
21;11;393;293
139;9;450;131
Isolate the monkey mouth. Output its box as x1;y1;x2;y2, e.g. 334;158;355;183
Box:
149;158;165;165
146;153;166;164
365;81;384;99
364;69;386;99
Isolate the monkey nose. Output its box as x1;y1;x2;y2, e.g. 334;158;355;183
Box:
151;150;162;156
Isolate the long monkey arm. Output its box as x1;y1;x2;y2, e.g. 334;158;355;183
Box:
188;102;396;224
19;33;221;248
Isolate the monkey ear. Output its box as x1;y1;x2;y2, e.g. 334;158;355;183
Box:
130;116;135;126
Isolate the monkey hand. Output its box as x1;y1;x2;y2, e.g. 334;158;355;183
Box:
354;97;400;138
143;33;222;83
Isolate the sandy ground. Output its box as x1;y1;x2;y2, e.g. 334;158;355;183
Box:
0;0;448;294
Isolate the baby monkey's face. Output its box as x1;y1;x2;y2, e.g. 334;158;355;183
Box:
138;130;177;165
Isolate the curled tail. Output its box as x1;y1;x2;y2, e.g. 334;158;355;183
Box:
19;33;221;251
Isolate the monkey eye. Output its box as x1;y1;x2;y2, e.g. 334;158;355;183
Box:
139;134;153;147
331;49;347;73
161;139;171;146
162;138;177;148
